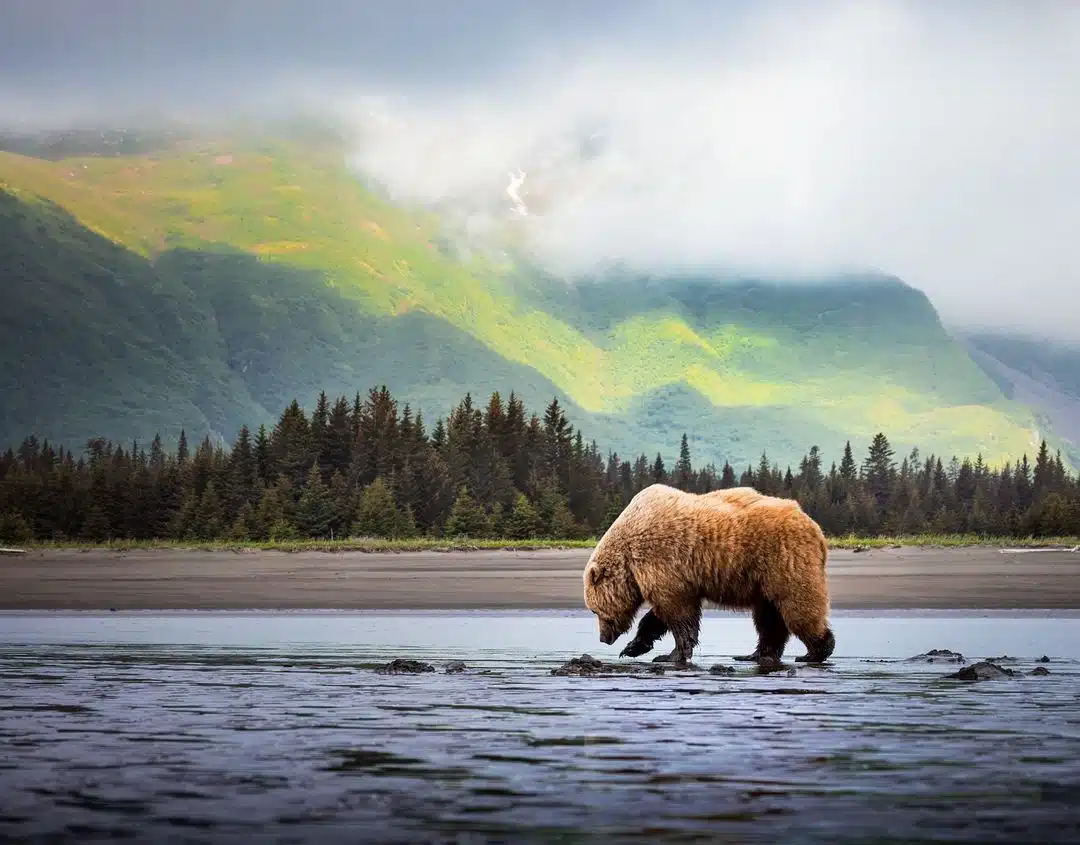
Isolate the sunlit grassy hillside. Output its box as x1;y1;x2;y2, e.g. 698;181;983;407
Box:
0;129;1053;469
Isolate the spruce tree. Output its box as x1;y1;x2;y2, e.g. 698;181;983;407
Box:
505;491;541;539
720;462;736;489
863;432;895;510
444;485;492;538
652;453;666;484
354;477;405;538
192;479;225;540
674;434;693;490
295;462;334;538
839;441;857;482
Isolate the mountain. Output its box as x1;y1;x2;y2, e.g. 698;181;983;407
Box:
0;125;1060;470
961;332;1080;469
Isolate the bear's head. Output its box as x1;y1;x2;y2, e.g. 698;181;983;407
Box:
583;547;642;645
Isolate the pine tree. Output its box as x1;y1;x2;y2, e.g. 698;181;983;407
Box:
0;511;32;544
839;441;856;482
674;434;693;490
327;470;354;538
720;462;736;489
256;478;295;541
444;485;492;538
295;461;334;538
863;432;896;510
80;502;112;542
505;491;541;539
652;453;666;484
227;425;258;519
354;477;408;538
192;479;225;540
1033;440;1053;501
177;429;189;465
230;502;256;541
550;498;582;539
756;451;772;494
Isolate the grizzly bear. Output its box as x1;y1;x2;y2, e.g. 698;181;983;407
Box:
582;483;834;665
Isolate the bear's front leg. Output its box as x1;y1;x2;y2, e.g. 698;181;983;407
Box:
657;603;701;667
619;608;668;658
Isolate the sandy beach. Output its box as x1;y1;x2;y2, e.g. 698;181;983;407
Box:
0;546;1078;610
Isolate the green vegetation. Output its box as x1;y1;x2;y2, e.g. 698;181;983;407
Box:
2;385;1078;548
15;533;1080;554
0;128;1061;471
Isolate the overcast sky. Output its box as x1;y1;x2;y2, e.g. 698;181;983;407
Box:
3;0;1079;341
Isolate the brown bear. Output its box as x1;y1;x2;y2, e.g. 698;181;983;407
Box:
582;483;834;665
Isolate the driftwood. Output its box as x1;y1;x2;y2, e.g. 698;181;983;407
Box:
998;546;1079;554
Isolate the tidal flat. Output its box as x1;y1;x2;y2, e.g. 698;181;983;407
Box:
1;610;1079;843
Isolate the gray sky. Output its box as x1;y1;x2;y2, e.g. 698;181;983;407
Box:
3;0;1079;341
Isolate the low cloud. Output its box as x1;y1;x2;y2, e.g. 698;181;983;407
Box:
340;1;1080;341
4;0;1079;341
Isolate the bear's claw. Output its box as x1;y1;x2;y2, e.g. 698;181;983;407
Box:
619;638;653;658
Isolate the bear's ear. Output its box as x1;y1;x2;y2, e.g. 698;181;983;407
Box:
587;566;605;586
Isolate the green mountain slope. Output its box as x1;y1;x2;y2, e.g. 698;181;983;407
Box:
0;191;583;449
0;129;1054;469
962;332;1080;469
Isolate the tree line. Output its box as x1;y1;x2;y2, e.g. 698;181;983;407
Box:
1;386;1078;544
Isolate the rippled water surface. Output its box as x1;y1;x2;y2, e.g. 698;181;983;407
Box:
2;610;1080;843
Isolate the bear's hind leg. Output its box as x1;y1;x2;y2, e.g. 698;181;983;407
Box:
794;626;835;664
777;594;835;664
733;599;790;663
619;608;668;658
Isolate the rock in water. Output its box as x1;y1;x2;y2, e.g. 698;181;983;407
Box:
1031;666;1051;676
907;649;965;664
1037;655;1051;663
946;661;1014;681
708;664;736;675
376;659;436;674
552;654;665;676
444;661;467;674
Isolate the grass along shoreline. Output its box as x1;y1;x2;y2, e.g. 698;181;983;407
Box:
10;534;1080;555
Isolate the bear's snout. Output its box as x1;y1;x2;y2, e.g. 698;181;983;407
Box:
598;618;620;645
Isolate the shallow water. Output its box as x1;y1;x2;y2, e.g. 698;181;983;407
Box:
2;610;1080;843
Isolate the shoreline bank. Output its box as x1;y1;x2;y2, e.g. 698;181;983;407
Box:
2;546;1079;611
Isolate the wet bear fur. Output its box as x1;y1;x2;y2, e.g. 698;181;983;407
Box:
582;483;835;665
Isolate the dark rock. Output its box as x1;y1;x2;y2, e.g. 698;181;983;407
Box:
985;655;1019;663
851;545;869;553
752;657;792;675
551;654;666;677
444;661;467;674
376;659;436;675
708;664;736;675
1031;666;1051;676
946;661;1015;681
1037;655;1051;663
907;648;965;664
649;651;703;670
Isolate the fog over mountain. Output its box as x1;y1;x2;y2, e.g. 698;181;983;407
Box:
4;0;1079;341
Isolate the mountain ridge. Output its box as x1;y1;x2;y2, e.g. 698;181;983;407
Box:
0;127;1062;470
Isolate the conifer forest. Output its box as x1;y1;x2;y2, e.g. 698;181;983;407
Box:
1;386;1078;545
